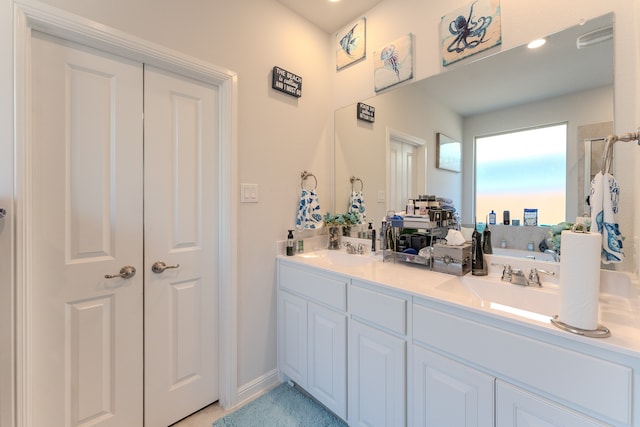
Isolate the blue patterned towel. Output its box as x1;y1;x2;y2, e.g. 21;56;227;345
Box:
296;189;324;230
589;171;623;263
348;191;367;224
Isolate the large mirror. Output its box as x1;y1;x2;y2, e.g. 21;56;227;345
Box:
335;14;614;237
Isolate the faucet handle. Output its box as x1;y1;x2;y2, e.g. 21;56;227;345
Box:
528;267;555;287
491;263;513;281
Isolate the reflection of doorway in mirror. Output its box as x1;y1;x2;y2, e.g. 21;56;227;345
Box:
387;129;426;213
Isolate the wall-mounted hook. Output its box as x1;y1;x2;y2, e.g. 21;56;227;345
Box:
0;208;6;218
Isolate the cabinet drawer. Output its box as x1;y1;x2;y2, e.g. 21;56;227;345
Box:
279;262;347;311
413;303;631;425
350;282;406;335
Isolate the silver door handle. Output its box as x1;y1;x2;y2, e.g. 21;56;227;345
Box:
105;265;137;279
151;261;180;274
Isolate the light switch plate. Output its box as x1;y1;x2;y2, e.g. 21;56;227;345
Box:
240;183;259;203
377;190;385;202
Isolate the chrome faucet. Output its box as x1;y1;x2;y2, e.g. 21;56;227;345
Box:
544;249;560;262
492;264;554;287
527;267;555;287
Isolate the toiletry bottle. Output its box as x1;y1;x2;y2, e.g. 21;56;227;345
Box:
482;223;493;254
295;229;304;253
472;224;487;275
406;199;415;215
286;230;295;256
488;210;496;225
503;210;510;225
369;222;376;252
380;220;387;251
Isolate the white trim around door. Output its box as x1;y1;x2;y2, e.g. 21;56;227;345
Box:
12;1;239;425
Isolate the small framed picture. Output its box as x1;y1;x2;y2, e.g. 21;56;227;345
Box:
336;17;366;70
373;33;414;92
436;133;462;172
441;0;502;66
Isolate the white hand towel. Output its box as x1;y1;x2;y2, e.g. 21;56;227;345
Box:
589;171;624;263
296;189;324;230
348;191;367;224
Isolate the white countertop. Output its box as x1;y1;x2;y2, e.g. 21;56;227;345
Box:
278;245;640;359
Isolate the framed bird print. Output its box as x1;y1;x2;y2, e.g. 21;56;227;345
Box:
441;0;502;66
336;17;366;70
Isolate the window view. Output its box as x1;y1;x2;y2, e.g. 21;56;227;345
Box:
475;123;567;226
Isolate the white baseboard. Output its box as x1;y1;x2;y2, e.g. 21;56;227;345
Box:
231;368;281;410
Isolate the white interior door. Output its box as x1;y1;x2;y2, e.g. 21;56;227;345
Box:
389;138;417;212
29;32;144;427
143;66;220;427
29;33;219;427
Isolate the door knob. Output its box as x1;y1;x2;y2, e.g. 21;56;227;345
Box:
151;261;180;274
105;265;137;279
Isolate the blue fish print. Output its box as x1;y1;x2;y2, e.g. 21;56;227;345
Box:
339;24;359;56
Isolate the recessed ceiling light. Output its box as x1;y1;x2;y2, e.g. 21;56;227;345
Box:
527;39;546;49
328;0;340;2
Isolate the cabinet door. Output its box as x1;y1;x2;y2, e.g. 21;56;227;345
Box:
349;319;406;427
279;291;307;387
308;303;347;420
412;346;494;427
496;381;607;427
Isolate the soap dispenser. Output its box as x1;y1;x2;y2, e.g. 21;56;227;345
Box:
472;223;487;276
286;230;295;256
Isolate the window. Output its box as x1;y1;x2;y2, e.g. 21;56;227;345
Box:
475;123;567;225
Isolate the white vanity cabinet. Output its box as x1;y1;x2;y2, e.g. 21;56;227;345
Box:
412;345;494;427
348;281;408;427
277;262;348;419
412;298;631;427
496;381;607;427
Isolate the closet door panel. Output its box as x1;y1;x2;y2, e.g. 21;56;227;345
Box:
143;66;220;427
30;32;144;427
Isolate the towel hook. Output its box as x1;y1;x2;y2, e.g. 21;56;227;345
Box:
0;208;5;218
300;170;317;190
350;176;364;192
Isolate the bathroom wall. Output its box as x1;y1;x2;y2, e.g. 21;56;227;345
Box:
331;0;640;275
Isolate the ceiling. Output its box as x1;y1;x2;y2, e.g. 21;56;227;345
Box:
276;0;384;33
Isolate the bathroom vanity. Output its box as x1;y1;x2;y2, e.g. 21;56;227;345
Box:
277;244;640;426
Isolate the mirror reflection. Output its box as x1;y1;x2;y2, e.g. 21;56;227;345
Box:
334;13;613;235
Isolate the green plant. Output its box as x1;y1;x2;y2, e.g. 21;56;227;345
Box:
324;211;360;227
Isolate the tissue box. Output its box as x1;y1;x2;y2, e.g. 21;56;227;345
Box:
432;243;471;276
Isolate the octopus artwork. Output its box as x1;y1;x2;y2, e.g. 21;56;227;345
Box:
447;0;493;54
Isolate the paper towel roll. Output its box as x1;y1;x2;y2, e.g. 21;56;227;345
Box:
558;229;601;330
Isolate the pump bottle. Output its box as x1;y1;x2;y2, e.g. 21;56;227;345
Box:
286;230;295;256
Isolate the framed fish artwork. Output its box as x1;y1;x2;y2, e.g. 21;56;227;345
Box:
373;33;414;93
441;0;502;66
336;17;366;70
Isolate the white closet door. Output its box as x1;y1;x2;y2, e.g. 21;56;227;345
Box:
30;32;144;427
143;66;220;427
389;138;417;212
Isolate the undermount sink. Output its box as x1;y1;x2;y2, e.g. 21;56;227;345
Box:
460;275;559;321
296;249;380;267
